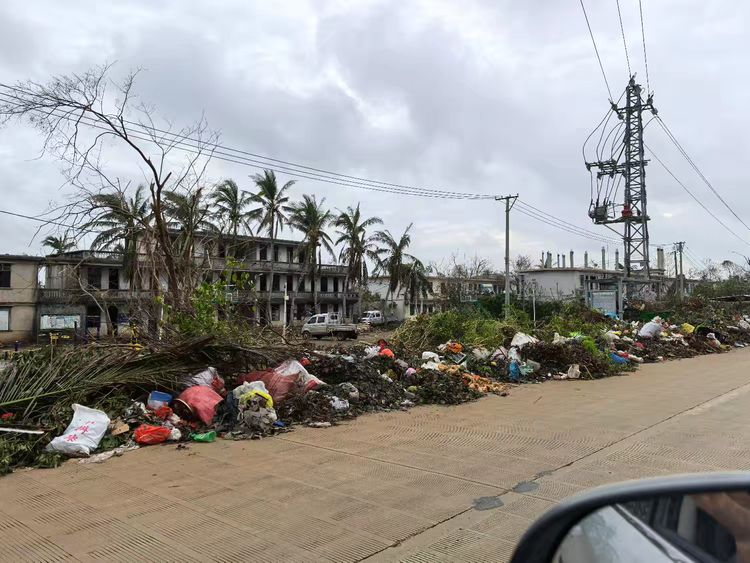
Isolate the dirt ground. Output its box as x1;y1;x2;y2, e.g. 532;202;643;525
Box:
2;349;750;562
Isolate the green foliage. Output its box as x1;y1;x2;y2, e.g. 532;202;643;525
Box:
393;309;531;350
169;265;254;338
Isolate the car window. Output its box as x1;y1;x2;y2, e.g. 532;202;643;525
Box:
307;316;317;324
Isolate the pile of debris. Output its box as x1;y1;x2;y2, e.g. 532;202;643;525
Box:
0;337;509;473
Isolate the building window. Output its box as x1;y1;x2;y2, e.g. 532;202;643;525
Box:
286;275;294;292
410;303;416;316
260;246;268;261
333;277;339;292
321;277;329;292
298;250;305;264
0;307;9;331
271;304;280;321
272;274;280;291
273;245;279;262
109;268;120;290
87;267;102;289
259;274;267;292
0;264;10;288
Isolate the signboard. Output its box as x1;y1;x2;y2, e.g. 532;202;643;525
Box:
40;314;80;330
590;290;618;317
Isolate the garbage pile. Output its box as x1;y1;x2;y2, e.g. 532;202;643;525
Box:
0;337;509;474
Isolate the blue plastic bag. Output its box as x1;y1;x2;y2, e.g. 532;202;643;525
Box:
609;353;629;365
508;360;521;382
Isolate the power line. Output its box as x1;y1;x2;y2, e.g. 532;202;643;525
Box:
655;115;750;233
637;0;651;93
645;143;750;247
516;200;620;243
615;0;632;77
0;85;493;201
579;0;613;100
0;93;498;201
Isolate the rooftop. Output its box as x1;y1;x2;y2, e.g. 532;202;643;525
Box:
0;254;43;263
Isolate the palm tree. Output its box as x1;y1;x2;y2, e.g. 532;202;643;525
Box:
373;223;416;308
84;185;151;290
335;204;382;319
211;179;255;258
251;170;294;323
400;258;432;315
42;234;75;255
286;194;334;317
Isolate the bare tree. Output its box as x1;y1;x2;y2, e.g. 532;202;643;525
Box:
0;65;218;310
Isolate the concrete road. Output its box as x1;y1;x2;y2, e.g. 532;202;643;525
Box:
2;349;750;562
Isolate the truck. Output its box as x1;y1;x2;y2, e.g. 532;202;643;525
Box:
301;313;358;340
360;310;386;326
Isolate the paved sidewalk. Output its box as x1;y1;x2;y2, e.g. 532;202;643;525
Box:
2;349;750;562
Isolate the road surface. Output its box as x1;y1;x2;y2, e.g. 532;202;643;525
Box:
2;349;749;562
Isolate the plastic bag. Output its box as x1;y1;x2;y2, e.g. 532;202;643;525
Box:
46;404;110;456
330;396;350;412
566;365;581;379
508;360;521;382
134;424;171;445
364;346;380;359
180;366;226;395
510;332;538;348
178;386;224;425
638;321;663;338
421;351;441;362
238;360;324;404
191;431;216;443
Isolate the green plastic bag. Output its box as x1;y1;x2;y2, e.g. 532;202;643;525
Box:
191;431;216;443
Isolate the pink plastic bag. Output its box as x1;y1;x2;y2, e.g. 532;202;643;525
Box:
178;386;223;425
238;360;324;404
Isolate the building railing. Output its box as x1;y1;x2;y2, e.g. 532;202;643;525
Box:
39;288;153;303
232;290;359;303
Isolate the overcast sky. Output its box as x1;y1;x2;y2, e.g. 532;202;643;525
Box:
0;0;748;274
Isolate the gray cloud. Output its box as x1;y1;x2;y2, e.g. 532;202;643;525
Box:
0;0;748;273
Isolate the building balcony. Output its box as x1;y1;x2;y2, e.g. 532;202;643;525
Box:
39;288;153;304
232;290;359;303
208;259;349;276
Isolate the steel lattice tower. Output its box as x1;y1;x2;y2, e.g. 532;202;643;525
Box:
587;77;656;278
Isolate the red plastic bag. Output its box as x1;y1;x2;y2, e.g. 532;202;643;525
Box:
238;360;323;404
133;424;171;445
178;386;223;425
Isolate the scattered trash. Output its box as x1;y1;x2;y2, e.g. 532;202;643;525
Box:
191;431;216;443
133;424;171;445
147;391;172;411
330;397;350;412
109;419;130;436
79;444;139;464
511;332;539;349
566;365;581;380
178;386;223;425
46;404;110;456
308;421;332;428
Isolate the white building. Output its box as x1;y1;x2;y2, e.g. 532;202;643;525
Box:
368;274;504;320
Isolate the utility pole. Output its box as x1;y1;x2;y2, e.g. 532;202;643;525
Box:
586;77;657;286
496;194;519;319
675;241;685;300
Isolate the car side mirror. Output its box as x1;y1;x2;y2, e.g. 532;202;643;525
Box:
510;472;750;563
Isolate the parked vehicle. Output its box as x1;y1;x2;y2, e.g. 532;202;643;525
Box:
360;310;385;325
301;313;357;340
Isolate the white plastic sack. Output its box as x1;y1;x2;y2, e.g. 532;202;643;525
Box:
46;404;110;456
330;396;350;412
275;360;324;389
508;347;522;362
421;361;441;370
472;347;490;360
638;321;663;338
566;364;581;380
740;320;750;330
364;346;380;359
511;332;538;349
233;380;270;400
421;351;441;362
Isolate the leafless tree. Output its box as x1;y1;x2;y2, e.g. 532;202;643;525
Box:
0;64;219;309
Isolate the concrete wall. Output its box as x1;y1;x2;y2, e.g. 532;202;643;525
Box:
0;260;39;344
